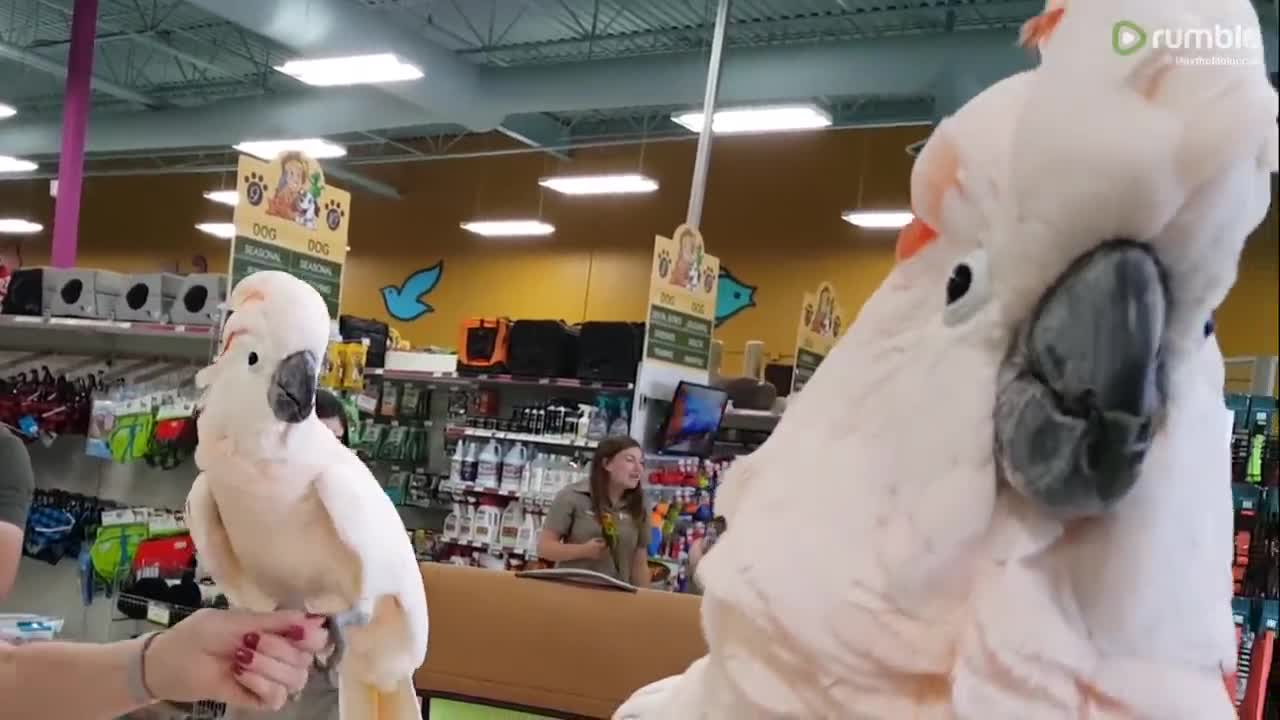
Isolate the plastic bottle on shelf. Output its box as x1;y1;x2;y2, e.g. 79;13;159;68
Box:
472;497;503;546
576;404;593;442
475;439;503;489
461;441;479;485
610;397;631;437
500;443;527;493
458;500;475;542
526;452;546;498
448;441;466;488
498;501;523;550
442;502;463;540
587;397;610;441
517;511;539;555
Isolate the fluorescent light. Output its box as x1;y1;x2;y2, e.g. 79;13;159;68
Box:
672;104;832;135
841;210;914;229
0;155;37;173
195;222;236;239
460;220;555;237
275;53;423;87
233;138;347;160
0;218;42;235
203;190;238;206
538;173;659;196
0;104;16;119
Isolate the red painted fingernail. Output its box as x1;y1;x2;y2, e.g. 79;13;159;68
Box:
242;632;260;650
283;625;305;641
235;647;254;665
231;663;244;676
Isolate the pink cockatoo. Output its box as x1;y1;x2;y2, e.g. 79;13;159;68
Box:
187;271;428;720
615;1;1276;718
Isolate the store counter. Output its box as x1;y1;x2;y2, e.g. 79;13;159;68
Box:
415;563;706;719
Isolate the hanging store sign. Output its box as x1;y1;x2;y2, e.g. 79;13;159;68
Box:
642;225;720;371
791;281;845;394
229;152;350;317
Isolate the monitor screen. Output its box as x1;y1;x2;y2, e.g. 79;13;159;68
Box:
657;381;730;458
428;698;556;719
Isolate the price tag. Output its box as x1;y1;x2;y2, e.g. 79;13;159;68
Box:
356;393;378;414
146;602;171;627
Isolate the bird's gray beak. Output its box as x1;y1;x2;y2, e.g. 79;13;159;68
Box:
268;350;318;424
995;240;1168;518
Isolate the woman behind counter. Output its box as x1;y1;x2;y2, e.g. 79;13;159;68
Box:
537;436;651;586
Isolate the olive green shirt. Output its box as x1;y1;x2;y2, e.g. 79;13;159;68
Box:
544;479;649;584
0;427;34;531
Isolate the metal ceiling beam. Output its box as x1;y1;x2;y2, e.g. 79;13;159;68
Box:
4;20;1274;163
0;37;163;108
180;0;586;153
182;0;487;123
0;86;426;155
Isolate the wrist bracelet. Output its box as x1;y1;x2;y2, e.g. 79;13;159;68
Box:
129;632;161;705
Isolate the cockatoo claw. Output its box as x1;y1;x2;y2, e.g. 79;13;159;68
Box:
315;607;372;680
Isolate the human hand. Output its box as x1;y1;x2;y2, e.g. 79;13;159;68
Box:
577;538;608;561
144;608;328;711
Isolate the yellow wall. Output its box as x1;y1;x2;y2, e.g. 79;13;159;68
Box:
1;128;1276;365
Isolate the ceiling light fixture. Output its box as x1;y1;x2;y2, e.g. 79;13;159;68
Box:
195;222;237;239
203;190;239;207
538;173;659;196
841;210;914;229
0;104;16;119
275;53;423;87
0;155;38;173
672;103;833;135
0;218;42;235
233;138;347;160
460;220;555;237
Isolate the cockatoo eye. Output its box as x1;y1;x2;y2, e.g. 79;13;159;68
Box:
248;352;260;367
943;249;990;326
1203;316;1215;338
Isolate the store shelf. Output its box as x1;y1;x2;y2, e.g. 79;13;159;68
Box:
0;315;216;361
378;367;633;391
448;425;599;450
442;537;537;559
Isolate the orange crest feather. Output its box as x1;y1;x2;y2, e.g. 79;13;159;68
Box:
895;218;938;263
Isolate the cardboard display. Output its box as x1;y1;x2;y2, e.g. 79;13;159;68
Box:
642;225;720;372
791;281;845;394
229;153;350;317
415;563;705;719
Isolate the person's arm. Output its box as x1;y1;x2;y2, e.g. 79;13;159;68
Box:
0;609;327;719
631;508;652;587
0;429;35;599
535;490;593;563
631;547;650;588
0;634;156;720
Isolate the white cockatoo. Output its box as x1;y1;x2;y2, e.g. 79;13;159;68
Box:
615;0;1276;717
187;271;428;720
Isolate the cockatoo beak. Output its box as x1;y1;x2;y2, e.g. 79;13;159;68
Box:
269;350;319;423
995;240;1168;518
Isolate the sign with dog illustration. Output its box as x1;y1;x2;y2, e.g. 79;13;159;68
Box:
644;225;720;371
792;281;845;394
229;152;350;317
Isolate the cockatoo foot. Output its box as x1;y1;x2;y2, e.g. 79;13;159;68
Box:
315;607;372;681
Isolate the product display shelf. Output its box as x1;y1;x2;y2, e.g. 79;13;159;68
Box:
448;425;600;450
0;314;216;362
377;367;634;392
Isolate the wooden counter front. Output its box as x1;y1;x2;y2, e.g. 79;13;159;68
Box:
414;563;706;718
